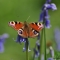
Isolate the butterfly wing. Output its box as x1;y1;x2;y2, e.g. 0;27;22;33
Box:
18;28;29;38
29;22;43;38
29;22;43;32
8;21;24;30
9;21;43;38
29;29;39;38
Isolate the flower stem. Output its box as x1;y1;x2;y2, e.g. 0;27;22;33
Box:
26;38;29;60
39;15;47;60
43;9;47;60
43;24;46;60
38;29;44;60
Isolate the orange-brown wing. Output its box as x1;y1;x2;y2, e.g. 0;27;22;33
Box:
18;28;29;38
8;21;24;30
18;28;39;38
29;29;39;38
29;22;43;32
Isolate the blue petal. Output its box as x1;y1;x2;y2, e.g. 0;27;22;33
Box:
23;39;31;52
44;4;52;10
45;10;50;19
39;12;44;22
16;35;26;43
46;0;51;3
0;42;4;53
51;3;57;11
47;57;53;60
54;28;60;51
16;35;22;43
39;10;49;22
45;20;51;28
33;48;38;55
36;39;40;51
37;33;40;40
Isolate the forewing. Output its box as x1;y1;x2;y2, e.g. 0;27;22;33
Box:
29;22;43;32
8;21;24;30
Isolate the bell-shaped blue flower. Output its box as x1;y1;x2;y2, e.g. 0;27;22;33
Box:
54;28;60;51
16;34;26;43
15;35;31;52
33;48;39;58
0;33;9;53
37;33;40;40
46;0;51;3
47;57;53;60
45;19;51;28
51;3;57;11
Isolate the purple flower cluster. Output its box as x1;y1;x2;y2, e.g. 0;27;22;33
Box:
14;34;31;52
33;33;40;58
15;35;26;43
0;33;9;53
39;0;57;28
34;0;57;58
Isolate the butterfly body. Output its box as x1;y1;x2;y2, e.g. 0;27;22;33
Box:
8;21;43;38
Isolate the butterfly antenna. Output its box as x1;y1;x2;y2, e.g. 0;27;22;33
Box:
26;16;30;22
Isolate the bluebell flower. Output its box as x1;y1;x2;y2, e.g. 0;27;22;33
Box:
33;34;40;58
45;19;51;28
40;10;49;21
33;48;39;58
16;34;26;44
15;35;31;52
39;0;57;28
45;0;57;10
36;40;40;52
47;57;54;60
51;3;57;11
23;38;31;52
37;33;40;40
0;33;9;53
0;38;4;53
33;40;40;58
39;7;51;28
54;28;60;51
46;0;51;4
39;10;51;28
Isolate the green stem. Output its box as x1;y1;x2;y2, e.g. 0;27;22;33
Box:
26;39;29;60
38;22;46;60
33;45;36;60
38;29;44;60
43;25;46;60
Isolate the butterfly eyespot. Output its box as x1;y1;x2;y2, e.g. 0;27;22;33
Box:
39;23;41;25
11;22;14;24
19;30;22;34
9;21;15;26
18;29;23;34
33;30;38;34
19;22;20;24
14;21;17;24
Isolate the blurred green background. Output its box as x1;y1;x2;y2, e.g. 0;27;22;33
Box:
0;0;60;60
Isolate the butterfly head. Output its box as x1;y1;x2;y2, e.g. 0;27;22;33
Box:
24;21;28;28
